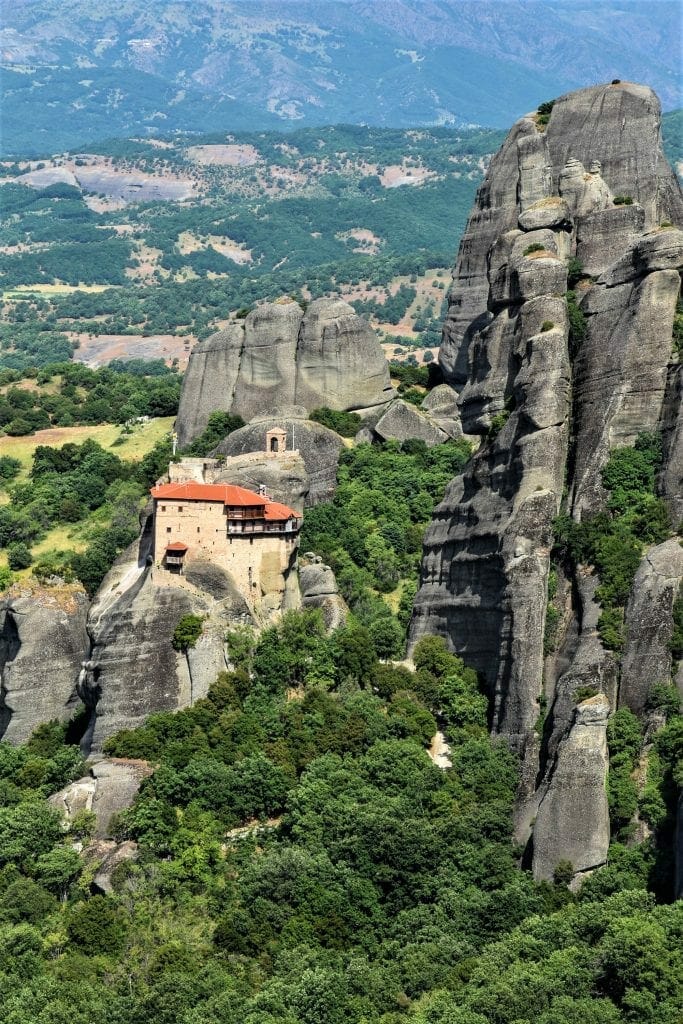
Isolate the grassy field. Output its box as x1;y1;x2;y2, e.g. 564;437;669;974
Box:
0;416;174;479
2;283;116;301
0;416;174;577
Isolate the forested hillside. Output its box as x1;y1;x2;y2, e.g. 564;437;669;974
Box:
1;114;678;375
0;124;503;371
2;623;681;1023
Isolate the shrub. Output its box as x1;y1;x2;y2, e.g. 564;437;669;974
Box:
566;290;587;345
669;582;683;659
543;604;560;656
540;320;554;332
172;614;204;652
7;542;32;571
597;605;626;651
310;407;362;437
553;859;574;886
487;410;510;440
536;99;555;127
0;456;21;481
613;195;634;206
566;256;584;287
574;685;599;703
523;242;545;256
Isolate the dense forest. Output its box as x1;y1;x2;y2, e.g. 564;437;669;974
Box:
0;619;681;1023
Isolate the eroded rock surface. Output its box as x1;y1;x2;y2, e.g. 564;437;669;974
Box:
532;695;610;881
80;540;259;751
176;298;394;446
213;410;342;505
0;583;89;744
299;559;348;631
410;81;683;878
50;757;154;838
620;539;683;716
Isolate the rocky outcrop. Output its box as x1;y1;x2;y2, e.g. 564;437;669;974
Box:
80;539;259;751
532;695;610;881
439;82;682;392
410;82;683;877
213;409;343;505
359;398;450;447
420;384;466;439
0;583;89;744
212;449;309;514
299;559;348;631
50;757;154;838
620;539;683;716
176;298;394;446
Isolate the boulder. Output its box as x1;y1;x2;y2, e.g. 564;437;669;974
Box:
0;582;89;744
299;562;348;631
368;399;450;447
532;694;610;882
91;840;139;895
518;196;571;231
176;298;394;446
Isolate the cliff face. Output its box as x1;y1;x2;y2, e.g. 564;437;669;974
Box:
0;583;89;744
410;82;683;879
176;298;395;447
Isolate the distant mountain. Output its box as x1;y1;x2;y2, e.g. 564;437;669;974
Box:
2;0;681;156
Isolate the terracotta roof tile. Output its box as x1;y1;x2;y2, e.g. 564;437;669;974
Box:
151;481;265;506
151;481;300;522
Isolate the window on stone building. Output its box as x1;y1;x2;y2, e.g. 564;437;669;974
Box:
166;527;172;533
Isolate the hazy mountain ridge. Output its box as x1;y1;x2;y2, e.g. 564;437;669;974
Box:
2;0;681;155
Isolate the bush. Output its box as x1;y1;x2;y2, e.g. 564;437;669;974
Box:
523;243;545;256
310;407;362;438
613;195;634;206
487;410;510;440
566;290;587;345
185;411;245;457
0;456;21;481
172;614;204;652
7;542;32;571
566;256;584;287
540;321;554;332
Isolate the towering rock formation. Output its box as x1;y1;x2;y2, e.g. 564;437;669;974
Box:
176;298;395;447
410;82;683;881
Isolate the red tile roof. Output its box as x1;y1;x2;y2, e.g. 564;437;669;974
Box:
165;542;188;552
264;500;299;521
151;481;300;522
151;482;265;506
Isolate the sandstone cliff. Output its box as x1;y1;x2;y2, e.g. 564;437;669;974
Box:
176;298;395;447
0;582;89;744
410;81;683;882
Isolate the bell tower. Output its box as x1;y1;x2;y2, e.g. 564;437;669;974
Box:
266;426;287;455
